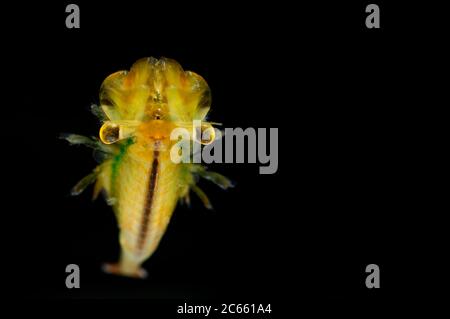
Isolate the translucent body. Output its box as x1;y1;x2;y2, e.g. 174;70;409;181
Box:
65;58;231;278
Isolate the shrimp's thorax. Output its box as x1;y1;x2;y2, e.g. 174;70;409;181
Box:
134;120;176;152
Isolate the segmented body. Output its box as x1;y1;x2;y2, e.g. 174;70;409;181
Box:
113;141;180;275
65;57;231;278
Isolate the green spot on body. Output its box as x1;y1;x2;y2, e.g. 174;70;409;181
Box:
111;138;134;197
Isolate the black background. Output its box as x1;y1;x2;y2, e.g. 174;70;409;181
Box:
1;0;445;314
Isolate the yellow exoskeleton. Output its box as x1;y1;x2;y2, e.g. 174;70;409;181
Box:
63;57;232;278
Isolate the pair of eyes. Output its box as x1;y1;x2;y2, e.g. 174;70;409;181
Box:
99;121;216;145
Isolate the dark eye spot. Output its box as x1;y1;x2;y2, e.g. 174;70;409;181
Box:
153;108;164;120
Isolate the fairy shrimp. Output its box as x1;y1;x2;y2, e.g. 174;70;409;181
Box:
63;57;232;278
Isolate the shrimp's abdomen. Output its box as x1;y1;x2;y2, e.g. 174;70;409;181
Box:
105;143;180;278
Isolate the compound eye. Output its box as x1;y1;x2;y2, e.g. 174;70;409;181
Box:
100;122;120;144
195;123;216;145
99;121;139;144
